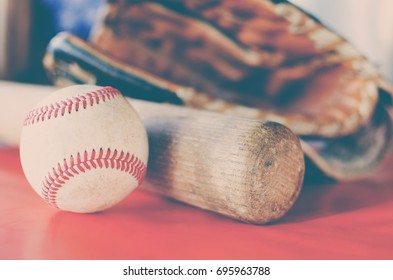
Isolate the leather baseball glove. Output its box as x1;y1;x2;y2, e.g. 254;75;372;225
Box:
43;0;393;180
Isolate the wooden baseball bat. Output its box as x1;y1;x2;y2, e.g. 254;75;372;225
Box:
0;81;304;224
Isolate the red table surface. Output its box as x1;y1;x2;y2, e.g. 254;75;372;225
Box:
0;146;393;260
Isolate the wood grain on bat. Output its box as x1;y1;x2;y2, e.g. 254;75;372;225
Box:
133;101;305;223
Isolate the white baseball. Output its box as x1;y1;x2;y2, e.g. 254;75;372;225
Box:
20;85;148;213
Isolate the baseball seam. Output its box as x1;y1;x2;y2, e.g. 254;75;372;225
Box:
42;148;147;208
23;86;121;126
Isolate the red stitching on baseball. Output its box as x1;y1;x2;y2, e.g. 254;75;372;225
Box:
41;148;147;209
23;87;122;126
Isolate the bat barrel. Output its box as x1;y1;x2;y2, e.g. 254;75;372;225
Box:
132;99;305;224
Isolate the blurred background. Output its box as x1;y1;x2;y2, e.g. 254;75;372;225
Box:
0;0;104;83
292;0;393;83
1;0;393;83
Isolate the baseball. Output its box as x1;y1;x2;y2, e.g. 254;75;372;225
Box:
19;85;148;213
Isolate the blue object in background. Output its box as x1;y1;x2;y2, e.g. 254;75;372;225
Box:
17;0;106;83
41;0;105;39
